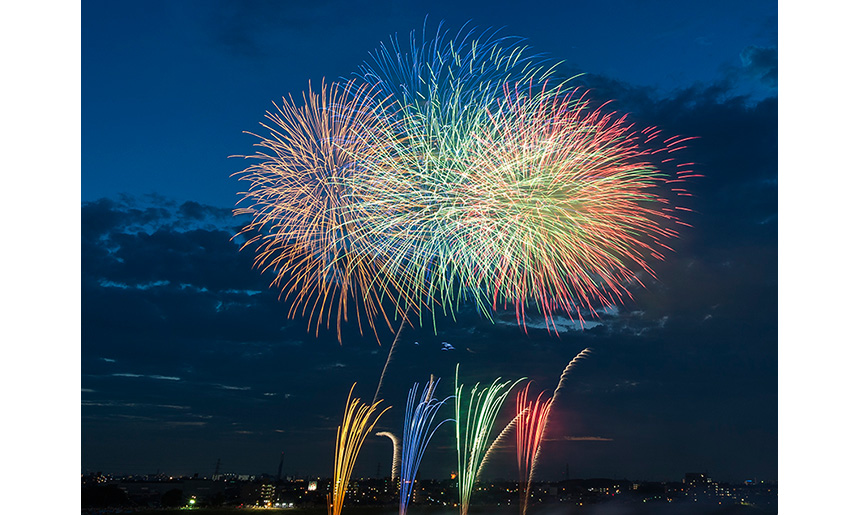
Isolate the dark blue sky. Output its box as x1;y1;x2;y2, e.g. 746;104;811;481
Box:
76;0;781;486
82;0;776;207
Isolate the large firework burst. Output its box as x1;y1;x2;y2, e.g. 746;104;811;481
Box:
464;85;695;328
234;22;695;340
233;79;405;341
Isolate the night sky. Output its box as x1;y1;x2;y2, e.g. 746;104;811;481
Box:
78;0;786;487
75;0;782;484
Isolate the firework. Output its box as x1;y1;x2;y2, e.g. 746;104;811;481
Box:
470;87;691;330
342;23;692;333
375;431;401;482
343;22;567;331
328;384;390;515
236;22;694;338
353;83;691;332
475;407;527;480
233;79;404;342
547;348;592;410
374;318;408;404
454;364;525;515
515;383;552;515
399;377;453;515
517;348;591;513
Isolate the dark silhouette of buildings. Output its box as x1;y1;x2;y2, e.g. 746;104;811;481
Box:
81;470;777;512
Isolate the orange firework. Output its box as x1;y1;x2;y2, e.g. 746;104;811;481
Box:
233;79;403;342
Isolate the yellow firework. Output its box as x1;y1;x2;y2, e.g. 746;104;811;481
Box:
328;384;390;515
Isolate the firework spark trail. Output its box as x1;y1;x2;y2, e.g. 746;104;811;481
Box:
399;377;453;515
523;348;592;502
375;431;400;482
475;405;528;481
328;384;390;515
515;383;552;515
547;348;592;411
454;364;525;515
373;317;409;404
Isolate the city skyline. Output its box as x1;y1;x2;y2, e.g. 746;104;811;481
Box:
82;469;778;513
82;464;776;486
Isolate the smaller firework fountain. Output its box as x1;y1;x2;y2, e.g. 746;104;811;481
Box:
399;377;453;515
328;384;390;515
454;364;525;515
515;383;552;515
517;348;592;514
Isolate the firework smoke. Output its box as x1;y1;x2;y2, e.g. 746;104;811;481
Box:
375;431;401;482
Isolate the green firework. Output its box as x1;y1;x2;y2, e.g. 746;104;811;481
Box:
454;364;525;515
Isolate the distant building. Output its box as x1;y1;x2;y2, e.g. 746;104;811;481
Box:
116;479;184;506
259;483;276;507
684;472;725;503
83;471;776;512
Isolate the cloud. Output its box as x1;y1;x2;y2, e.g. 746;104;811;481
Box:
216;384;252;391
740;45;777;87
81;196;293;364
164;421;208;427
562;436;614;442
81;401;190;410
110;373;181;381
316;362;347;370
496;314;604;333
